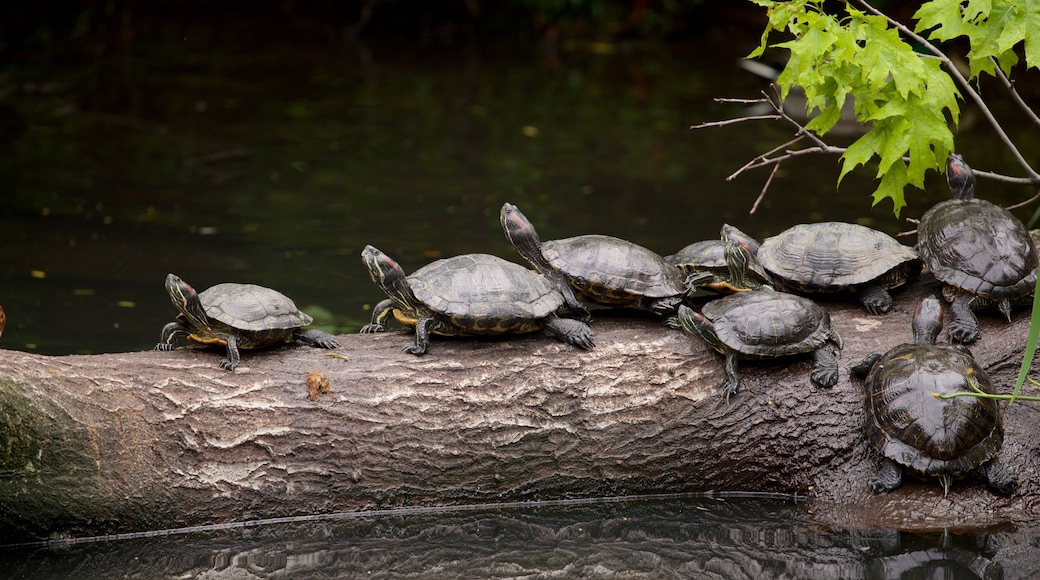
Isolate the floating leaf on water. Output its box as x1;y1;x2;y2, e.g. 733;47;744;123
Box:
116;301;136;308
31;270;46;279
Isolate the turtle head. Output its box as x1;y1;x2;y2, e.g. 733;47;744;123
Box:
911;295;944;344
721;223;761;257
165;274;209;329
500;202;554;274
361;245;416;308
947;153;976;200
668;305;725;352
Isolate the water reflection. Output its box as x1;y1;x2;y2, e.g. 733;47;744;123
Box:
0;496;1020;579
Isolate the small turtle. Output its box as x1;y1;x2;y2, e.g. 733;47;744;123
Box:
501;203;696;316
666;224;773;294
851;295;1017;496
156;274;338;370
915;153;1038;343
756;221;920;314
359;245;594;355
669;289;843;398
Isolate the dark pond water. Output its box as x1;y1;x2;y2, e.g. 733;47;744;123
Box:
0;494;1027;579
3;3;1040;576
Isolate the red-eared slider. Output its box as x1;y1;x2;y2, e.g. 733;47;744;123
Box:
666;224;773;294
756;221;920;314
669;290;842;398
359;245;594;355
500;203;695;315
915;153;1038;343
851;295;1016;496
155;274;338;371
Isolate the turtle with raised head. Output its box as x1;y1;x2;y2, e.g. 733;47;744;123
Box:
851;295;1017;496
915;153;1037;343
500;203;698;316
359;245;594;355
156;274;338;370
666;224;773;294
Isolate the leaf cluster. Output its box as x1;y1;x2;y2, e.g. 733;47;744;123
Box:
748;0;1039;215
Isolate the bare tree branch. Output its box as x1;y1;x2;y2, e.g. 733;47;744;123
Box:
990;59;1040;130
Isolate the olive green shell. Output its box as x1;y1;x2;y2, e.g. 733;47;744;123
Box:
542;234;686;306
700;290;836;358
757;222;919;292
198;283;313;347
666;239;771;289
408;253;563;333
916;198;1037;300
864;342;1003;479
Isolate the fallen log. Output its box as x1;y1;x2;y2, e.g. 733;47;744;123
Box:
0;282;1037;542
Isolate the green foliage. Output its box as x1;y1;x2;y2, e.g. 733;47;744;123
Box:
749;0;1038;215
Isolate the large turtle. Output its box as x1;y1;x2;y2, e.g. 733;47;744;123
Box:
359;245;594;355
850;295;1017;496
500;203;697;316
155;273;338;370
668;289;842;398
755;221;920;314
915;153;1038;343
666;224;773;294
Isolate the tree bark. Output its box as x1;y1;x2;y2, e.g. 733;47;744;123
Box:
1;282;1037;542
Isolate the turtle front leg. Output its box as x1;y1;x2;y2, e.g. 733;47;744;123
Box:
849;352;883;378
868;458;903;494
404;315;434;355
980;458;1019;495
156;321;191;351
947;292;980;344
720;352;741;400
857;283;893;315
810;347;839;387
220;334;241;371
360;299;396;333
543;317;595;350
295;329;339;349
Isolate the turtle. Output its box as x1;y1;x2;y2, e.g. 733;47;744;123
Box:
500;203;700;316
915;153;1038;344
665;224;773;294
155;273;339;371
668;289;843;398
850;295;1017;496
755;221;921;314
359;245;594;355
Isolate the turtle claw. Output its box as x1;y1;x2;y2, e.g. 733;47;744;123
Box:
948;321;980;344
155;343;176;352
403;343;427;356
219;359;238;371
359;323;386;334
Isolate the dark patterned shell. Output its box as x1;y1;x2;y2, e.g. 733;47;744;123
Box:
667;240;771;282
916;198;1038;299
201;283;313;331
408;253;563;332
864;343;1003;478
543;234;686;305
701;291;834;357
757;222;919;291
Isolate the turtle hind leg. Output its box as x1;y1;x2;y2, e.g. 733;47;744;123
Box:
810;347;839;387
868;459;903;494
295;328;339;349
220;334;241;371
980;458;1018;495
947;292;981;344
543;317;595;350
857;284;893;315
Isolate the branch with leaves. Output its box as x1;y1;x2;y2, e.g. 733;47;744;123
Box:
694;0;1040;216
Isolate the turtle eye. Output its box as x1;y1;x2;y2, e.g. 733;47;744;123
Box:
573;276;588;289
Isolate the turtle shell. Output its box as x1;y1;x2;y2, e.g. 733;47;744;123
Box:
542;234;686;306
667;239;771;286
201;283;313;332
408;253;563;333
916;198;1037;300
757;222;919;292
864;342;1003;478
701;290;835;358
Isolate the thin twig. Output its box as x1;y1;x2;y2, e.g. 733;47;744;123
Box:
750;163;781;214
991;58;1040;129
690;115;781;130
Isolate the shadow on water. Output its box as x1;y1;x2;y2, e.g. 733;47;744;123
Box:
0;494;1019;579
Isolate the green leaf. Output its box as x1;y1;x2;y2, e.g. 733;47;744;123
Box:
871;160;910;215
